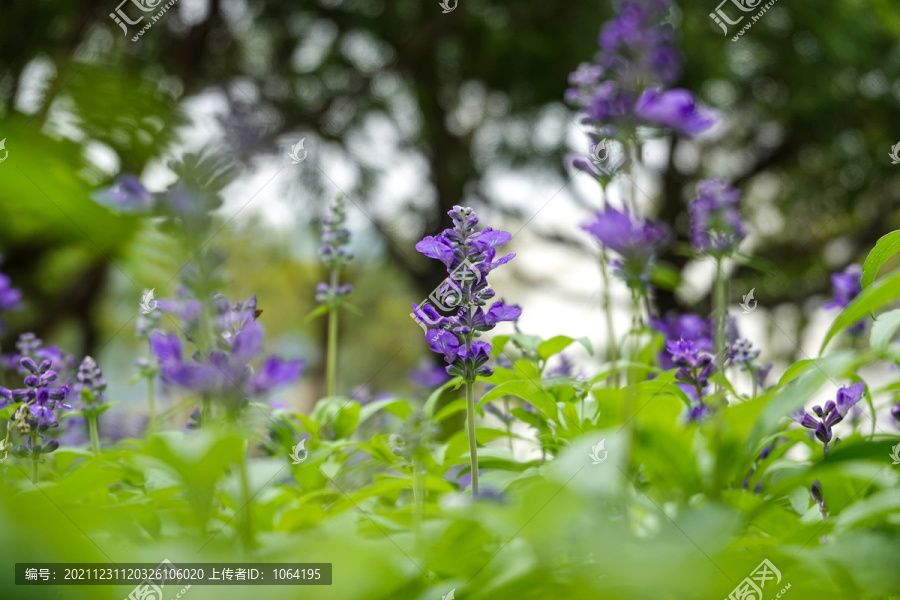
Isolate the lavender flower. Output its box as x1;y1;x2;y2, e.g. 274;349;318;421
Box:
412;206;521;379
581;205;670;289
666;338;713;418
689;179;747;256
73;356;107;413
825;264;865;333
150;294;304;421
651;312;713;369
317;195;354;303
635;88;719;135
566;0;681;129
791;382;866;453
3;355;72;474
565;0;717;137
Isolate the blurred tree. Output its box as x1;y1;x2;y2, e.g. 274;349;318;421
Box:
1;0;900;358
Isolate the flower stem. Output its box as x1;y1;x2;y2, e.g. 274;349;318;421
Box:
147;376;156;433
87;414;101;456
599;253;619;387
30;433;39;484
464;376;479;497
713;258;728;393
326;268;339;397
503;396;513;451
237;454;255;550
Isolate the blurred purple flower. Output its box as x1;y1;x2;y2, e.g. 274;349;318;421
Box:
635;88;718;135
92;175;156;214
824;264;865;333
582;205;670;288
689;178;746;256
408;361;452;388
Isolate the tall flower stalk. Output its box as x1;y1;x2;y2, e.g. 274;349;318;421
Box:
315;195;353;397
73;357;107;456
688;178;746;395
413;206;521;496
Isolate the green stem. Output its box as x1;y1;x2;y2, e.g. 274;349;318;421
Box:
87;414;101;457
412;460;424;539
31;433;39;484
503;396;513;452
326;268;339;397
238;454;254;550
147;376;156;433
465;377;479;497
201;396;211;426
713;258;728;393
599;253;619;388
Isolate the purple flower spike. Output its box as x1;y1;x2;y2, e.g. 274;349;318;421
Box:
689;178;746;256
414;206;518;381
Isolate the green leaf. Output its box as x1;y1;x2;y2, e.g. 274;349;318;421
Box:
861;230;900;288
537;335;594;360
869;308;900;352
423;377;462;417
304;304;330;322
820;268;900;353
358;398;412;424
476;380;558;418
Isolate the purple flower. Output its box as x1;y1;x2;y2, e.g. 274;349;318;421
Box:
92;175;156;214
566;0;682;131
825;264;862;309
2;355;71;452
666;338;714;413
150;296;304;419
582;205;670;288
824;264;865;333
689;178;747;256
0;263;22;330
792;382;866;453
413;206;520;380
408;361;452;388
651;312;713;369
72;356;107;412
635;88;718;135
317;195;354;303
811;479;827;520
